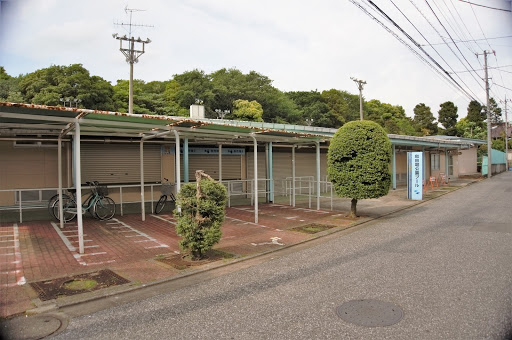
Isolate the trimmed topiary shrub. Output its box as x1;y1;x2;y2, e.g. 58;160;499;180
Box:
174;171;228;259
327;120;392;217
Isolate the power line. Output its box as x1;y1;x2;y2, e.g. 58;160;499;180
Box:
457;0;511;12
421;35;512;46
425;0;483;88
493;83;512;92
390;0;483;100
366;0;480;101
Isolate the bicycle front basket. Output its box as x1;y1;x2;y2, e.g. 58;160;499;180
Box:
97;185;109;197
161;183;173;196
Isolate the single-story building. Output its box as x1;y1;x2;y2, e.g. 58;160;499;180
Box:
0;102;486;252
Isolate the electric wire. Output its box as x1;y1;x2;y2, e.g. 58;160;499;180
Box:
457;0;511;12
348;0;466;99
426;0;483;91
389;0;482;101
365;0;479;101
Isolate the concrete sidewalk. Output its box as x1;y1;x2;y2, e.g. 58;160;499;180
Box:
0;177;481;322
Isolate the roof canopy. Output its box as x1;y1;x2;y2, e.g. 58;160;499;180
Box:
0;102;481;149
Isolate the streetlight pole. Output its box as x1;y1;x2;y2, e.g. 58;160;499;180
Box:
351;77;366;121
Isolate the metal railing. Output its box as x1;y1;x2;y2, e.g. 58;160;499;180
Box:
0;177;340;222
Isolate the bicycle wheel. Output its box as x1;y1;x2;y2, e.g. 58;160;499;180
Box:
154;195;167;214
52;196;77;222
93;196;116;220
48;193;70;220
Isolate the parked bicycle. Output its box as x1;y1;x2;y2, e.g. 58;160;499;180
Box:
50;181;116;222
154;178;176;214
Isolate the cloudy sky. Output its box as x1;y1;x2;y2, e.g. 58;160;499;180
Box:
1;0;511;119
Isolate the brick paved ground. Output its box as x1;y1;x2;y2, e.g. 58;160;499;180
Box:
0;203;349;318
1;180;479;318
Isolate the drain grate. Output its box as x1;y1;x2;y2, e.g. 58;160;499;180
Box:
30;269;130;301
336;299;403;327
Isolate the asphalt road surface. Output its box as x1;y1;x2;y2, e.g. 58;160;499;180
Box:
53;173;512;340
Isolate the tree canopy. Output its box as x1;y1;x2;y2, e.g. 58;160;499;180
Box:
438;101;458;136
0;63;505;139
413;103;438;136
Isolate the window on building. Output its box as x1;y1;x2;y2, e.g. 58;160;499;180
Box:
431;153;440;170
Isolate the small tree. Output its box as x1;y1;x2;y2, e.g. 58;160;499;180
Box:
174;171;227;259
327;120;392;218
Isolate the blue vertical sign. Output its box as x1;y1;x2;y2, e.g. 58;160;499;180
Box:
407;152;423;200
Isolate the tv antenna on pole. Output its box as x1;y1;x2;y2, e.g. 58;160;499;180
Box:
113;6;153;114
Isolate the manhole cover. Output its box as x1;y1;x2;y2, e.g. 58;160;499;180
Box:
1;314;66;340
336;299;403;327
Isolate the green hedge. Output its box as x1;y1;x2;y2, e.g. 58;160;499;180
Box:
327;120;392;202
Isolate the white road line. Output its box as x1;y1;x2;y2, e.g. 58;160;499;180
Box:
110;218;169;248
13;224;26;285
0;246;15;249
144;245;170;249
151;214;177;225
77;252;107;256
70;239;93;243
51;222;105;266
0;240;14;243
51;222;76;252
226;216;270;229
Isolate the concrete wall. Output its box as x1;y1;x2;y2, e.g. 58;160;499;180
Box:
457;148;478;175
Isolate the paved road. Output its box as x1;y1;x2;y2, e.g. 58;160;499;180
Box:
53;173;512;340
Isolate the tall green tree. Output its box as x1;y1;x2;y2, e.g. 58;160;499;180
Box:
413;103;438;135
285;90;343;128
466;100;485;125
486;98;502;124
232;99;264;122
438;101;458;136
0;67;23;102
168;69;214;116
327;120;392;218
456;117;486;139
321;89;359;124
17;64;115;110
365;99;416;135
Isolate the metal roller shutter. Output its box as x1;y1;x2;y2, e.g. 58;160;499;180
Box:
181;155;242;180
247;152;267;179
81;143;161;184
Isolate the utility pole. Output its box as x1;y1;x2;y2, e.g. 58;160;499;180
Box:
476;50;495;177
502;96;511;171
113;7;152;114
351;77;366;120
